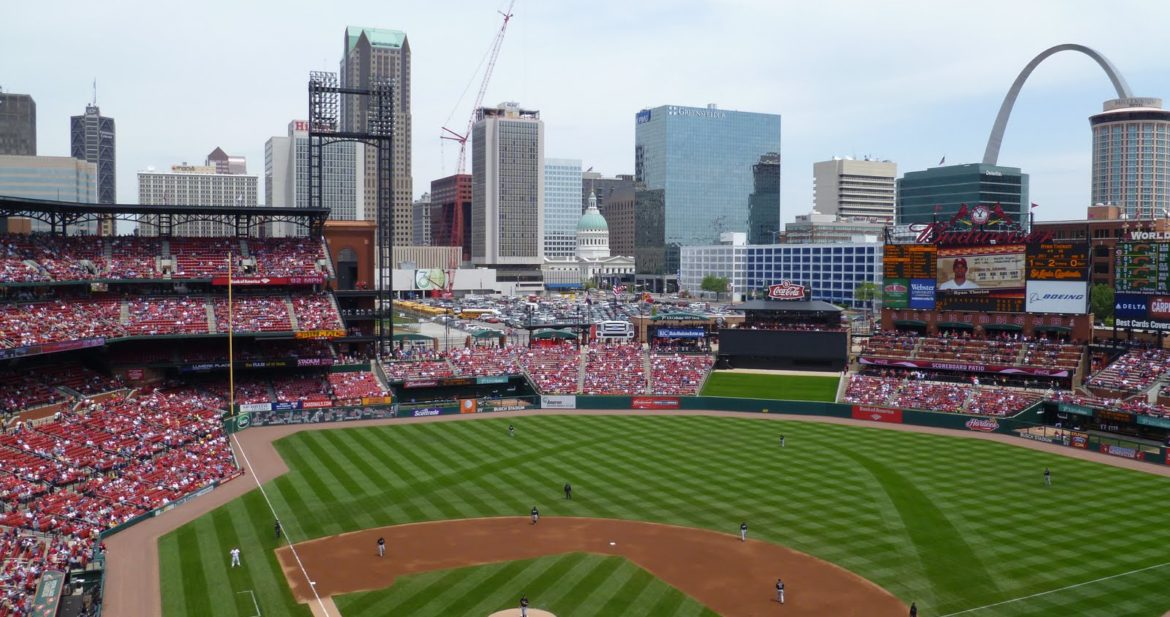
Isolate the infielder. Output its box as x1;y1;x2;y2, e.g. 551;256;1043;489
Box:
274;519;282;540
531;506;540;524
520;595;529;617
739;521;748;542
230;547;241;568
776;578;785;604
909;601;918;616
377;536;385;557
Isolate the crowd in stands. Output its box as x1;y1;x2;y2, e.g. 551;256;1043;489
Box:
843;373;1041;416
862;331;1084;374
743;318;845;332
0;234;328;283
0;294;343;349
328;372;390;399
198;371;389;405
381;360;456;381
272;374;332;404
582;343;646;395
1085;349;1170;394
447;346;523;377
0;387;237;615
517;345;581;394
650;353;712;395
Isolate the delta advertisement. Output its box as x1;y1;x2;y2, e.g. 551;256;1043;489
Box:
851;405;903;424
1113;294;1170;331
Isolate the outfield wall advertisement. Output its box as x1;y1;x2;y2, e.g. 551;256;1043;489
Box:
631;396;680;409
542;395;577;409
851;405;903;424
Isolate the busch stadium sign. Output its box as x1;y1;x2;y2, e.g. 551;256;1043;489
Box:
767;281;806;300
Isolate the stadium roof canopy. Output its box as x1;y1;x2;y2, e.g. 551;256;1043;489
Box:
0;195;330;236
393;333;434;341
532;329;577;340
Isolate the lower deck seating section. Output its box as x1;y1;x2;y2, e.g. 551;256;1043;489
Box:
582;343;646;395
1085;349;1170;394
272;374;332;403
447;346;523;377
291;294;344;331
124;296;211;336
842;374;1039;416
650;353;713;395
35;363;123;396
0;387;236;614
212;295;293;333
518;345;580;394
0;372;67;415
202;376;271;405
327;371;389;399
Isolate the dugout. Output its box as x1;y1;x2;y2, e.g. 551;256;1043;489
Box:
717;299;847;371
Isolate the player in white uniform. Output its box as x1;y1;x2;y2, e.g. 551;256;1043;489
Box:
230;547;241;567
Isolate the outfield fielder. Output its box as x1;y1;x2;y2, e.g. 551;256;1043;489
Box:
377;536;385;558
531;506;540;524
739;521;748;542
230;546;241;568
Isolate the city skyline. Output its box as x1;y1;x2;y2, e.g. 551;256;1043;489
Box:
4;0;1170;228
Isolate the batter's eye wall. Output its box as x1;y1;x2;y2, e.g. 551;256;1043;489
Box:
717;329;847;371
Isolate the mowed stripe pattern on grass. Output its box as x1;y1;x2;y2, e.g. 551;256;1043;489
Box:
160;415;1170;617
700;372;840;401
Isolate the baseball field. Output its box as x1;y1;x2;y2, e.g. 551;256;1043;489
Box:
157;413;1170;616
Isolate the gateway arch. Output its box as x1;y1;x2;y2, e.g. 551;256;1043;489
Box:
983;44;1133;166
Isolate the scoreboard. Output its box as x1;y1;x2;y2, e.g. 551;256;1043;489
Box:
1026;243;1089;282
883;244;936;279
1116;242;1170;293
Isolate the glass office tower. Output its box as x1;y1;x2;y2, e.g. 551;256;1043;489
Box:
634;104;781;275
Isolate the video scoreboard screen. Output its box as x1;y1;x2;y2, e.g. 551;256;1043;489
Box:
883;244;936;279
1115;242;1170;293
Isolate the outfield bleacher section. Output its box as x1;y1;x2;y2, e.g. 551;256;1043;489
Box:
842;374;1042;416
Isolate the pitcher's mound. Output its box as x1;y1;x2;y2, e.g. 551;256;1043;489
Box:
488;610;556;617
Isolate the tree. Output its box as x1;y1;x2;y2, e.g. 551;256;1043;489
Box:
1090;283;1114;324
700;275;730;300
854;281;878;309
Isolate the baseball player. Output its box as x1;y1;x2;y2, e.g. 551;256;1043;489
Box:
520;595;529;617
776;578;785;604
739;521;748;542
909;601;918;616
508;424;516;437
230;547;241;568
274;519;282;540
531;506;540;524
780;434;786;448
1044;467;1051;486
564;482;572;500
377;536;385;557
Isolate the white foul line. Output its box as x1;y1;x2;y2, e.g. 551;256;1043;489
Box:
231;433;332;617
939;560;1170;616
236;590;261;617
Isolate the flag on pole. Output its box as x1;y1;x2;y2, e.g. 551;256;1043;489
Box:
1031;202;1039;209
613;284;626;296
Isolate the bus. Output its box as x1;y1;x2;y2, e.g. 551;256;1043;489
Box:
458;308;501;320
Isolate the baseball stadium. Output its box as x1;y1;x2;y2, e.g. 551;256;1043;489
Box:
1;194;1170;617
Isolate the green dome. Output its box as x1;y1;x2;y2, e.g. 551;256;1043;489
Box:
577;208;609;232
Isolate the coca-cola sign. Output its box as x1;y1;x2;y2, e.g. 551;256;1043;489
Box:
965;417;1000;432
767;281;806;301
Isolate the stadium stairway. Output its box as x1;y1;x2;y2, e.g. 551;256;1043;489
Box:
643;353;652;394
238;239;249;258
118;300;130;325
577;351;587;393
285;296;300;330
204;297;216;332
318;239;336;278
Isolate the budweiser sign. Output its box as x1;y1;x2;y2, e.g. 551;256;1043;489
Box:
965;417;1000;432
767;281;806;301
910;223;1054;246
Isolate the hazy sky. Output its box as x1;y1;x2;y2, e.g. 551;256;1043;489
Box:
4;0;1170;226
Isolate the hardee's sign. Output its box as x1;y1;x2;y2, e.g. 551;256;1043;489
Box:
767;281;806;300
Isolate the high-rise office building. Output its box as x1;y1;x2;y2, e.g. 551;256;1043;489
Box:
544;158;582;258
70;103;117;233
0;155;97;234
138;148;258;237
896;163;1028;227
265;120;365;236
581;172;634;212
1091;97;1170;219
341;26;412;246
598;183;636;259
634;104;781;276
471;102;544;269
430;174;472;263
813;157;896;223
0;91;36;155
747;152;781;244
412;192;431;246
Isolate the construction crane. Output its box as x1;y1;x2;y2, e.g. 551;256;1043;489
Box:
441;0;516;175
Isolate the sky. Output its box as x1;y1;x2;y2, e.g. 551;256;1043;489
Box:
4;0;1170;228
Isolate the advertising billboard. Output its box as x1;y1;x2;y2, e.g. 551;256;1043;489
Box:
909;279;936;310
1025;281;1089;314
935;245;1026;311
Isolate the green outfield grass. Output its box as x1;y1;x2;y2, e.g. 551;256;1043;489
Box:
160;415;1170;617
699;371;839;401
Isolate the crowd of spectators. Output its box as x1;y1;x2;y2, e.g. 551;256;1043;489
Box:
0;387;237;614
582;343;646;395
124;296;211;336
1085;349;1170;394
862;332;1084;374
291;294;344;331
328;372;390;399
380;360;456;381
0;299;123;347
517;345;581;394
743;318;845;332
447;346;523;377
649;353;713;395
212;296;293;333
0;234;328;283
843;373;1040;416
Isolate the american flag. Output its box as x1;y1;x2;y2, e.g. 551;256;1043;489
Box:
612;284;626;296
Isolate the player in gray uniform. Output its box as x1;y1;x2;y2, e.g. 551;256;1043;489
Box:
739;521;748;541
776;578;785;603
